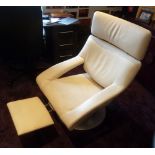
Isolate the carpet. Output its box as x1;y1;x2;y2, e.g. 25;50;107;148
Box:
0;60;155;148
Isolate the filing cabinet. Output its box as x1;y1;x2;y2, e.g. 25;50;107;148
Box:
44;22;79;64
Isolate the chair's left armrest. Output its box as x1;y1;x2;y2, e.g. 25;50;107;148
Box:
62;83;125;130
36;56;84;89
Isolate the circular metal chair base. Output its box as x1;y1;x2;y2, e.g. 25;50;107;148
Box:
75;108;106;130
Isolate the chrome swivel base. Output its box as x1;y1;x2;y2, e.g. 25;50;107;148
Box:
75;108;106;130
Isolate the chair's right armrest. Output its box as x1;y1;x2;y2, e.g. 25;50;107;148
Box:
61;83;125;130
36;56;84;89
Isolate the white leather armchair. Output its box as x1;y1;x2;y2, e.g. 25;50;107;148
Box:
36;12;151;130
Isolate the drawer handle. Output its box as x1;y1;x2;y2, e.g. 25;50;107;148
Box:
59;44;73;47
60;55;73;58
59;31;74;34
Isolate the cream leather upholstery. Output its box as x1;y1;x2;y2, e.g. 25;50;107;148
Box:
91;11;151;60
79;35;141;88
36;12;151;130
7;97;54;136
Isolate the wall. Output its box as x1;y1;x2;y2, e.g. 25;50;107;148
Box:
42;6;122;19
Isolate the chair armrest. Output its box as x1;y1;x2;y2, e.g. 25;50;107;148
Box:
62;83;125;130
36;56;84;89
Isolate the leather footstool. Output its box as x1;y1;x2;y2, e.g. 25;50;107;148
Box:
7;97;54;136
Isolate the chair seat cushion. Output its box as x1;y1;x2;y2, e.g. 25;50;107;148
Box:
43;73;103;116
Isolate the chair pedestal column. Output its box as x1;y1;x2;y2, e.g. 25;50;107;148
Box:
75;108;106;130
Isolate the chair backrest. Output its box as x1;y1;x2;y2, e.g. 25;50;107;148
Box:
91;11;151;60
79;12;151;88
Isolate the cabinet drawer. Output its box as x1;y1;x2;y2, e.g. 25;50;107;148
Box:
57;30;74;44
44;23;79;63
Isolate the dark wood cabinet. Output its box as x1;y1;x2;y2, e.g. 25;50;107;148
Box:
44;22;79;64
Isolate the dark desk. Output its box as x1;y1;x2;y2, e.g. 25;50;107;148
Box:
43;22;79;64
